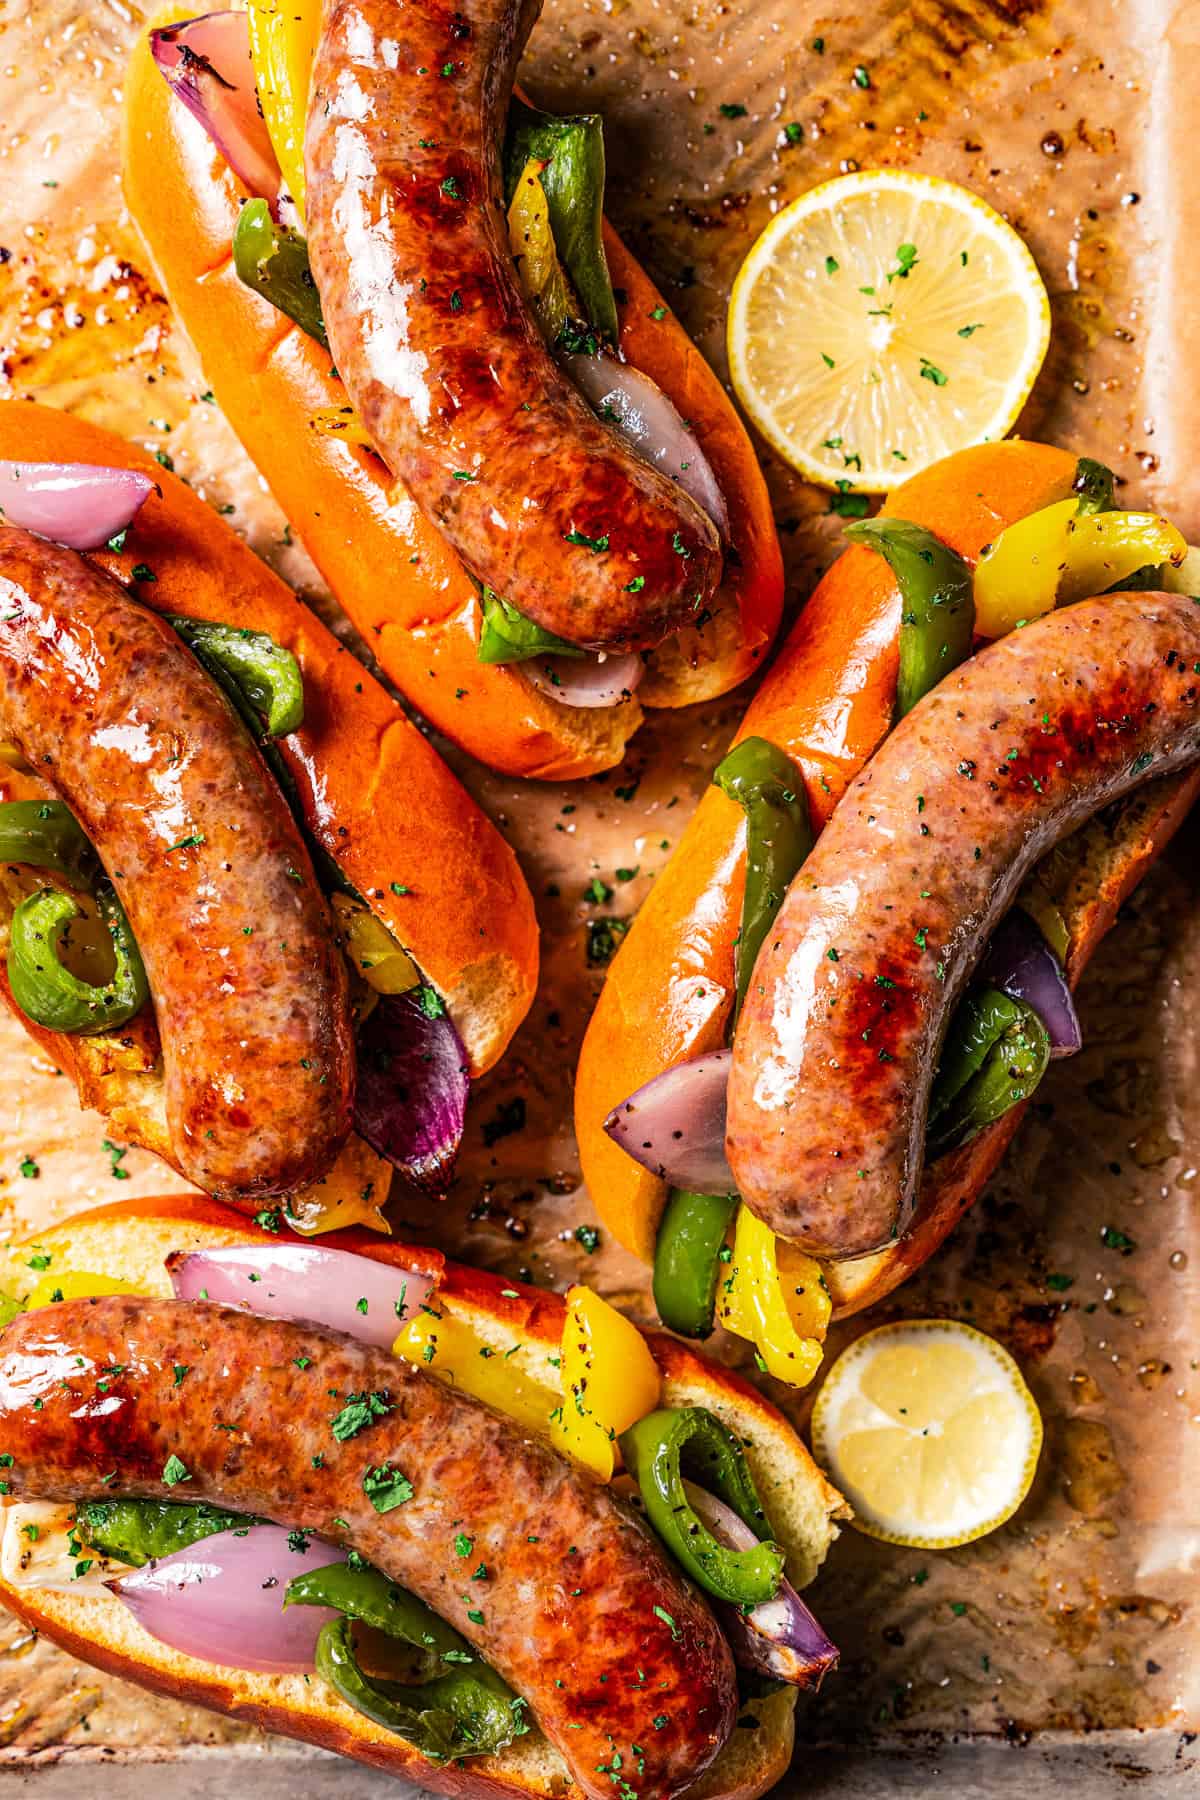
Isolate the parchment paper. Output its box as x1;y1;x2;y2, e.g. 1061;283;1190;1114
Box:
0;0;1196;1768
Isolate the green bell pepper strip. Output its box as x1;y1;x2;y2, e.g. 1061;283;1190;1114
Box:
232;198;328;348
619;1406;784;1606
167;615;304;738
0;800;96;882
712;735;814;1022
655;740;811;1339
476;588;584;665
504;102;619;345
1072;456;1116;516
844;517;975;719
928;985;1051;1157
287;1561;477;1665
652;1189;737;1340
77;1500;257;1568
8;884;148;1035
314;1617;526;1761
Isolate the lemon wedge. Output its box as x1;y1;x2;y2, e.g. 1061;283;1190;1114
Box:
810;1319;1043;1548
727;170;1051;493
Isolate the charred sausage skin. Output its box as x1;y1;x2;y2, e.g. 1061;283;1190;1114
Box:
727;593;1200;1258
0;528;354;1197
304;0;722;654
0;1297;735;1800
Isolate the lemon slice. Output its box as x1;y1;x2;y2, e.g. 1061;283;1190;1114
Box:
727;170;1051;493
810;1320;1043;1547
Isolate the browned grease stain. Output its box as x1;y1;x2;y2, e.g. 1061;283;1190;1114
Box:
1060;1417;1125;1516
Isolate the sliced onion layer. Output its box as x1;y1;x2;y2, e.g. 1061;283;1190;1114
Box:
524;649;644;709
685;1484;838;1691
980;909;1081;1058
150;12;280;203
109;1524;343;1674
0;462;154;551
563;353;730;541
354;990;469;1193
168;1244;434;1344
604;1049;733;1194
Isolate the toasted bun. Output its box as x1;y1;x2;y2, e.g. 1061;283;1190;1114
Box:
574;441;1198;1309
0;401;537;1084
121;10;783;780
0;1195;846;1800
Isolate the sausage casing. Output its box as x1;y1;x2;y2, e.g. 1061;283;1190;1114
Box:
0;527;354;1196
304;0;723;653
727;593;1200;1257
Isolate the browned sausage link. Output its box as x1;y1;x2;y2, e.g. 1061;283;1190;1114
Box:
0;1298;737;1800
727;594;1200;1259
0;528;354;1197
304;0;722;655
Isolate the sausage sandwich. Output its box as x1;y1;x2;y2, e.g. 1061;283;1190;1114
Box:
0;403;537;1225
121;1;783;780
575;440;1200;1373
0;1194;847;1799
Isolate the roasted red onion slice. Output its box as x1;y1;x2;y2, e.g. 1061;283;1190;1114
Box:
604;1049;733;1194
980;910;1081;1058
685;1484;838;1691
354;990;469;1193
563;353;730;541
168;1244;434;1344
150;12;280;203
108;1525;343;1674
0;461;154;551
524;650;644;709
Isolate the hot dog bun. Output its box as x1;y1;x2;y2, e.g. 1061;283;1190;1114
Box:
0;402;537;1216
0;1194;847;1800
121;8;783;780
574;439;1200;1311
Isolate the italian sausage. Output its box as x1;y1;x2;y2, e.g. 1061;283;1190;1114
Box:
304;0;723;654
0;1297;737;1800
726;592;1200;1258
0;527;354;1197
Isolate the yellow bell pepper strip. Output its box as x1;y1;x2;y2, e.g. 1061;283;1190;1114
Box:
717;1205;828;1387
393;1307;559;1437
974;500;1188;638
331;893;419;996
552;1286;661;1480
25;1270;144;1309
506;158;571;347
246;0;320;220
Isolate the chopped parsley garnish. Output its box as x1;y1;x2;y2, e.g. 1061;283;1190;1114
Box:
331;1390;393;1441
363;1464;414;1513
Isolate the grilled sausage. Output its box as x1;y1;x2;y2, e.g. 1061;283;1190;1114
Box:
0;527;354;1196
727;593;1200;1258
304;0;723;654
0;1297;737;1800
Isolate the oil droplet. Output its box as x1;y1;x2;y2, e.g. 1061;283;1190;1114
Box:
1136;1358;1172;1391
1169;1250;1188;1271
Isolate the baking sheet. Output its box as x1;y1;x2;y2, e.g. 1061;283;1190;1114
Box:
0;0;1198;1783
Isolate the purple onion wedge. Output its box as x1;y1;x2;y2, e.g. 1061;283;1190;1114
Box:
685;1483;838;1690
603;1049;733;1194
109;1525;343;1674
980;909;1081;1058
150;12;280;203
354;989;469;1193
168;1244;435;1345
0;461;154;551
524;649;644;710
